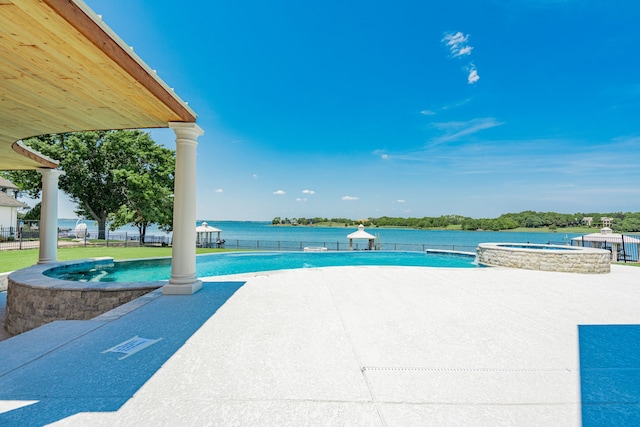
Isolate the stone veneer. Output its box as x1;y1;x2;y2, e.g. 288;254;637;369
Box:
5;258;163;336
476;243;611;274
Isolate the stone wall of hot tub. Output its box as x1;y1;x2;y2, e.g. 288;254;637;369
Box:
476;243;611;274
4;258;163;336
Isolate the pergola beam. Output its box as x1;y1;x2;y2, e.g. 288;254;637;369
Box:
42;0;196;124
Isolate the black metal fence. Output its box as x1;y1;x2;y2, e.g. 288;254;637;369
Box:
218;239;477;253
67;232;173;248
0;227;39;250
0;229;172;250
0;231;477;253
572;234;640;263
2;228;639;263
0;228;16;243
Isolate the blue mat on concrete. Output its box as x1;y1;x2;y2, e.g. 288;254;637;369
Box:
579;324;640;426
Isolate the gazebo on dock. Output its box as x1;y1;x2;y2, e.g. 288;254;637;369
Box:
196;222;222;247
347;224;377;250
571;228;640;262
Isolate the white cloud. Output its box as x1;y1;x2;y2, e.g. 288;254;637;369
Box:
252;174;258;178
467;64;480;84
302;189;315;194
419;100;470;117
373;149;390;159
396;199;406;203
273;190;286;195
442;31;473;57
442;31;480;84
457;46;473;56
341;195;359;201
431;117;503;145
441;98;472;110
214;188;223;193
296;197;308;202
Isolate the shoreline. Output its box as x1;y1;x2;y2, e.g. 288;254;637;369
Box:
271;223;595;234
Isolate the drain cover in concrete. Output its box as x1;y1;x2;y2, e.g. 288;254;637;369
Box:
102;336;163;360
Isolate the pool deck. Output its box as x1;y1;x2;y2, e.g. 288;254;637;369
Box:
0;264;638;426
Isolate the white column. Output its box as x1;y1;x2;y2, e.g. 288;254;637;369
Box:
37;169;64;264
163;122;204;295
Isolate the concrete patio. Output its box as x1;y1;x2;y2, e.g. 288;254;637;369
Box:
0;264;638;426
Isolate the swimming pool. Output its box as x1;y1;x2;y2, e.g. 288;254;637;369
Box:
45;251;478;282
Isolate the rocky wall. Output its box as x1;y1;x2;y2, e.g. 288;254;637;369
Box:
477;244;610;274
4;259;163;336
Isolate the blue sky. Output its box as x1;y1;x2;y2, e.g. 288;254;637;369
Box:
67;0;640;220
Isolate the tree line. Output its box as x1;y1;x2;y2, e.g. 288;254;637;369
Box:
273;211;640;233
272;217;360;226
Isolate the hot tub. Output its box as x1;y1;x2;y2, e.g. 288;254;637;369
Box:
476;243;610;273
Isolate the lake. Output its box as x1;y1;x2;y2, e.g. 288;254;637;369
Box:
57;219;577;252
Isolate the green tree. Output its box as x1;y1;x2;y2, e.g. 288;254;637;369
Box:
461;218;481;230
2;130;175;240
108;139;175;242
22;202;41;221
617;214;640;233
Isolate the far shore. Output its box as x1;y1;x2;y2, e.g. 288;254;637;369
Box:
272;223;595;234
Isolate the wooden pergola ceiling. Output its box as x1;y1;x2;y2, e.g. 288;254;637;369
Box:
0;0;197;170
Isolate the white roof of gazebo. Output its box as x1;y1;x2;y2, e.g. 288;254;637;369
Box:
196;222;221;233
347;224;376;240
571;228;640;244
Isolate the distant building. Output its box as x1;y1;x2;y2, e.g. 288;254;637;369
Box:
601;217;613;228
0;177;27;236
582;217;593;226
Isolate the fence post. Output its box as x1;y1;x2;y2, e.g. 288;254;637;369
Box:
106;230;109;247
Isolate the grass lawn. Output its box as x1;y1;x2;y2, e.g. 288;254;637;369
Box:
0;246;229;273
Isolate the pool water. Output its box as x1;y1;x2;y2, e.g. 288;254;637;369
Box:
494;243;578;251
46;251;478;282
